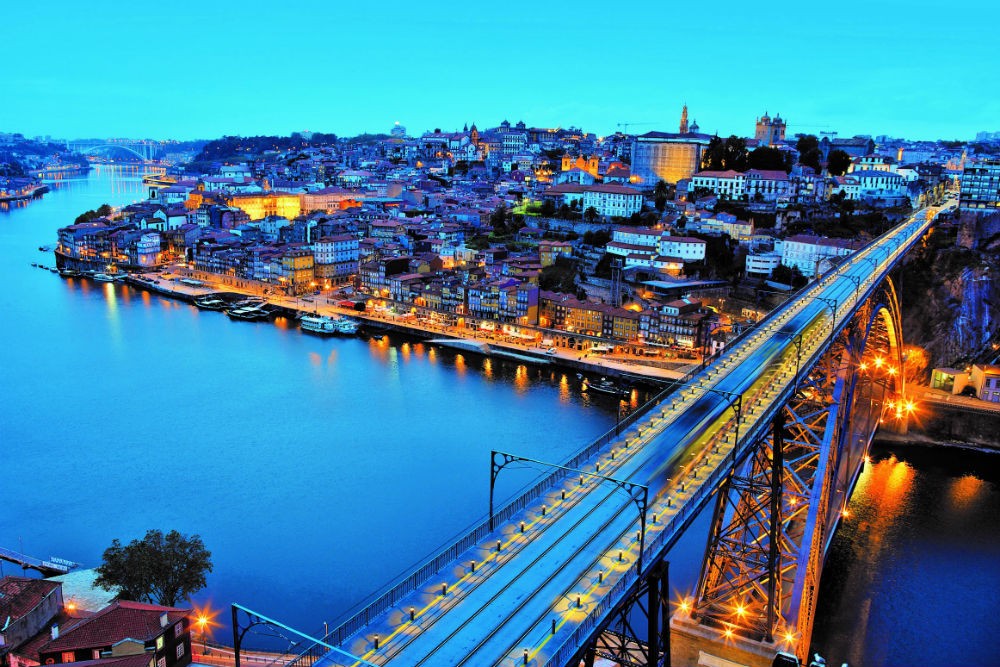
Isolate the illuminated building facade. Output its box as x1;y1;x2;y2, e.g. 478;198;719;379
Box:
224;192;301;221
631;131;713;186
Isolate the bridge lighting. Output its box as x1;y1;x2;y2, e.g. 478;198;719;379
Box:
841;508;851;518
678;598;691;613
735;604;746;617
905;400;916;413
888;366;897;376
723;626;734;639
783;630;795;644
874;356;884;368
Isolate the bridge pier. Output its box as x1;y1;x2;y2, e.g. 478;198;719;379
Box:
670;612;782;667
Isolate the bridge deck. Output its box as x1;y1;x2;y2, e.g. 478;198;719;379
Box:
283;206;948;666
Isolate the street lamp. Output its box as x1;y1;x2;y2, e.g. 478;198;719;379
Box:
196;615;209;655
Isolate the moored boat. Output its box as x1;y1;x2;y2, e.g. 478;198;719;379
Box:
300;315;340;335
194;297;227;311
58;268;80;278
582;377;627;397
335;317;359;335
226;305;271;321
92;273;116;282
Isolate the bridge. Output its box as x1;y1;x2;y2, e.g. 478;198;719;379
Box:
66;138;162;163
232;203;951;666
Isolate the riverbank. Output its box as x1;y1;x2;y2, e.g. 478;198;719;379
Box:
0;183;49;203
875;387;1000;453
121;270;698;385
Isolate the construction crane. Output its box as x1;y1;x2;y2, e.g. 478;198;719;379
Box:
616;121;658;134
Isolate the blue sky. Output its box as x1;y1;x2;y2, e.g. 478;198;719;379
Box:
3;0;997;141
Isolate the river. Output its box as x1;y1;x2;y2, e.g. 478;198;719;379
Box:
1;167;996;665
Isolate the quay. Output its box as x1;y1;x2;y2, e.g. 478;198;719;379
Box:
119;271;697;385
0;546;79;576
0;183;49;203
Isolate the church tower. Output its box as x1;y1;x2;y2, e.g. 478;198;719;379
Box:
680;104;689;134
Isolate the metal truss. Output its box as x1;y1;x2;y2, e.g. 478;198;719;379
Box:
691;280;903;664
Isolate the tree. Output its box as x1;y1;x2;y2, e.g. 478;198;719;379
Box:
702;135;748;172
827;149;853;176
540;199;556;217
795;134;822;174
95;529;213;608
490;204;509;236
584;206;599;223
748;147;794;173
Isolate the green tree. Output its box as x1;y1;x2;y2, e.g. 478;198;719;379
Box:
702;135;748;172
95;529;213;607
748;147;794;173
827;149;853;176
490;204;509;236
540;199;556;217
795;135;822;173
584;206;599;223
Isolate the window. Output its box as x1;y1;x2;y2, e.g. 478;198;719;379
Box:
176;644;185;659
174;622;183;638
157;658;166;667
62;653;76;663
156;636;164;650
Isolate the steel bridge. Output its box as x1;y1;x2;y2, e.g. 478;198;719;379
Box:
66;138;161;162
233;204;952;667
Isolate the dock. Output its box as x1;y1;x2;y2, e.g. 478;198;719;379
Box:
0;546;80;576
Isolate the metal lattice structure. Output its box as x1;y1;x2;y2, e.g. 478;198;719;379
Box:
688;280;904;664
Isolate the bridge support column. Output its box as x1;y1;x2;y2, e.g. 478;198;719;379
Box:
585;559;671;667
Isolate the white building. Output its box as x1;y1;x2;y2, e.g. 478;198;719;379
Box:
745;251;782;276
781;234;862;277
582;184;644;217
689;170;746;199
658;235;706;262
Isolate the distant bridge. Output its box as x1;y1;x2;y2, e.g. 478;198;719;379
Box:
66;138;162;163
0;546;80;577
233;202;954;667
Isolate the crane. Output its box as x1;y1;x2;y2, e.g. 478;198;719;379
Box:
616;121;658;134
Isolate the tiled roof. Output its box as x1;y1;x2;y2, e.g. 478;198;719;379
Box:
0;577;61;622
40;600;188;654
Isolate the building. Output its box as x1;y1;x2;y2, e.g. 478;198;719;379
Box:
658;235;706;262
631;110;714;186
35;601;191;667
754;112;786;146
581;184;644;218
970;364;1000;402
781;234;863;277
0;578;63;666
959;158;1000;213
223;192;301;221
312;234;359;282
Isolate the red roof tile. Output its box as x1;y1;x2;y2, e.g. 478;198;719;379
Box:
0;577;61;622
40;601;188;654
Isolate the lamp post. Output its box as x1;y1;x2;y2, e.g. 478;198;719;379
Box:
196;615;209;656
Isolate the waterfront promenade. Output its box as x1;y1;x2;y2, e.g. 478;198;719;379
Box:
128;268;699;382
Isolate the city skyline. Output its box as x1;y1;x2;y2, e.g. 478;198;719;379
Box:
4;0;998;142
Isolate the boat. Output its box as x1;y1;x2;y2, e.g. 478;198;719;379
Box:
371;334;384;341
226;305;271;321
59;268;80;278
335;317;359;335
300;315;340;335
194;297;227;311
92;273;116;282
39;245;53;252
582;377;627;397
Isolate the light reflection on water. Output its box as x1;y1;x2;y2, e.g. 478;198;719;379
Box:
811;445;1000;667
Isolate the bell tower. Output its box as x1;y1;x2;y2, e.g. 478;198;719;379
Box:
680;104;689;134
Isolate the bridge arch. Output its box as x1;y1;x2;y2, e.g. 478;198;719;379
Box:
76;144;153;162
687;276;908;666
